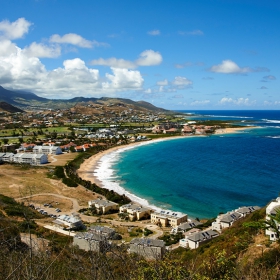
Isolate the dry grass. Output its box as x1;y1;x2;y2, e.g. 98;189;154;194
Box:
46;153;77;166
0;164;101;210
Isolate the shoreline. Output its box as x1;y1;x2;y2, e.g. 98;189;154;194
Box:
78;126;259;210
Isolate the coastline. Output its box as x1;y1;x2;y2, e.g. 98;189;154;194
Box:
78;126;257;209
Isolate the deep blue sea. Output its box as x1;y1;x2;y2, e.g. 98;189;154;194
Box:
95;110;280;219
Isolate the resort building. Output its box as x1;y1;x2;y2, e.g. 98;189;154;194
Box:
212;205;260;233
2;152;14;162
119;203;151;221
88;225;116;239
180;229;219;249
73;232;110;252
171;219;203;234
13;153;48;165
88;198;119;214
265;197;280;241
54;214;85;230
33;145;62;155
129;238;166;260
151;210;188;227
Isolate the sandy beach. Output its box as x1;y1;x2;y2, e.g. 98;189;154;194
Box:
77;126;257;189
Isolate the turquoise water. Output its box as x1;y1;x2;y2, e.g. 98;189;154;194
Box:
95;110;280;219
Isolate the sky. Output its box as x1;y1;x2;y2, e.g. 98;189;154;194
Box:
0;0;279;110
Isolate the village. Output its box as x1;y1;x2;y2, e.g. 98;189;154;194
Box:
1;105;276;261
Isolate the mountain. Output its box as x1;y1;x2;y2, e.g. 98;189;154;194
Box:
0;102;24;113
0;86;170;113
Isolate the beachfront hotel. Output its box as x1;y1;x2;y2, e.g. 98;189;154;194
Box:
88;198;119;214
119;203;151;221
151;210;188;227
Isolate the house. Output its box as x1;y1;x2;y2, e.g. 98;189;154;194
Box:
212;206;260;233
265;197;280;241
119;203;151;221
171;219;202;234
88;198;119;214
54;214;85;230
88;225;116;239
183;229;219;249
129;238;166;259
151;210;188;227
73;232;110;252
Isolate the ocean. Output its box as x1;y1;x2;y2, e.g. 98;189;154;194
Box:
94;110;280;219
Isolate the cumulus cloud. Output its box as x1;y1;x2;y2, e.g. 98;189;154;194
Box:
91;49;162;69
157;79;168;86
175;61;204;68
23;42;61;58
0;42;144;97
136;50;162;66
190;100;210;106
209;60;269;74
178;30;204;36
0;18;31;40
262;75;276;80
147;29;160;36
103;68;143;89
49;33;107;48
172;76;193;88
219;97;256;106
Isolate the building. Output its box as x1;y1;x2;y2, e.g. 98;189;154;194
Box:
13;153;48;165
212;205;260;233
54;214;85;230
151;210;188;227
73;232;110;252
171;219;202;234
265;197;280;241
2;153;14;162
119;203;151;221
129;238;166;259
88;198;119;214
33;145;62;155
88;225;116;239
182;229;219;249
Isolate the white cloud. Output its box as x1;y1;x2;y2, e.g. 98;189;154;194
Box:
219;97;256;106
49;33;107;48
190;100;210;106
91;49;162;69
0;39;17;56
136;50;162;66
178;30;204;36
210;60;269;74
263;75;276;80
103;68;143;89
0;18;31;40
23;42;61;58
172;76;193;88
157;79;168;86
90;58;135;68
147;29;160;36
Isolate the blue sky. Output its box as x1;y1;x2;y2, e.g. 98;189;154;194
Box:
0;0;279;110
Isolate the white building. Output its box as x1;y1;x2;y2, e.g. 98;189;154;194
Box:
183;229;219;249
13;153;48;165
33;145;62;155
265;197;280;241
